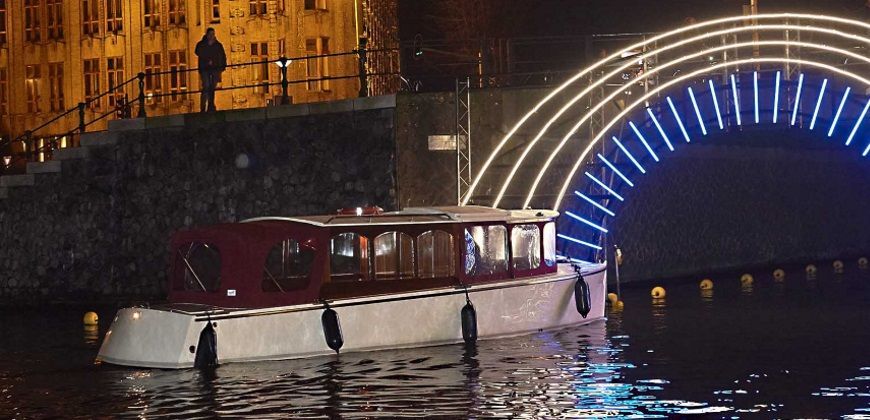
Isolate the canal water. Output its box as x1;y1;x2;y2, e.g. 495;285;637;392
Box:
0;265;868;419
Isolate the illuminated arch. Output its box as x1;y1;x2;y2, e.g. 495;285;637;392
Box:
463;14;870;207
461;14;870;260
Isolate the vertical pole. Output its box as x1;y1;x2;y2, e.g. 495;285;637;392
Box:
78;102;86;133
357;37;369;98
23;130;33;163
279;57;290;105
137;72;147;118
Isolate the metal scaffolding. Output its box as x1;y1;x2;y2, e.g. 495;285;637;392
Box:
456;77;472;205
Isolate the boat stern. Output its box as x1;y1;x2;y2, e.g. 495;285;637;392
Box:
97;307;201;369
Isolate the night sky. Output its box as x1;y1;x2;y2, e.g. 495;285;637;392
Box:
399;0;870;39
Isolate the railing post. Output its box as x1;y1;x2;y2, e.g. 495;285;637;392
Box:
23;130;33;162
137;72;147;118
357;37;369;98
78;102;86;133
279;56;290;105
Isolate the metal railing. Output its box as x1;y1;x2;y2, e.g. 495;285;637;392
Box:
0;47;399;175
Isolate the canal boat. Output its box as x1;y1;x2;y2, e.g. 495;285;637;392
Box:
97;206;606;369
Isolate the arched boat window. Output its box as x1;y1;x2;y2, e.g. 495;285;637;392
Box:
374;232;415;280
464;225;508;276
417;230;454;278
512;224;541;271
330;232;370;282
175;242;221;292
543;222;556;267
262;238;314;292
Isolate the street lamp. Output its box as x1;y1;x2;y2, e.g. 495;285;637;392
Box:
275;57;292;105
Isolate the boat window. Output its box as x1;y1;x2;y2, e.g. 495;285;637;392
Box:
417;230;455;278
543;222;556;267
374;232;415;280
175;242;221;292
464;225;508;276
330;232;370;282
262;238;315;292
512;224;541;271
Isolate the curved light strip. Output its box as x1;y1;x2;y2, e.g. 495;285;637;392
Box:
551;57;870;211
466;14;870;206
485;24;831;207
520;39;870;209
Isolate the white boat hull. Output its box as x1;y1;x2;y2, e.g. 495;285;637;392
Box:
98;263;606;369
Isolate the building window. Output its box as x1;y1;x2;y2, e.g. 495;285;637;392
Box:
250;42;269;94
0;0;6;45
107;57;124;108
48;63;64;112
106;0;122;33
46;0;63;40
24;0;41;43
168;0;185;26
144;0;160;29
304;0;327;10
168;50;188;101
83;59;101;110
25;65;41;113
210;0;220;22
144;52;162;104
249;0;267;16
82;0;99;36
0;68;8;116
305;38;330;91
262;238;314;292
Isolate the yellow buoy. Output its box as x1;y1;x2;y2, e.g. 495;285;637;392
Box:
740;274;754;286
833;260;845;273
699;279;713;290
805;264;817;274
607;292;619;305
83;311;99;326
614;300;625;311
773;269;786;281
651;286;666;299
859;257;869;269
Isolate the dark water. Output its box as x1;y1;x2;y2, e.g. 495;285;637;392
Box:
1;266;868;419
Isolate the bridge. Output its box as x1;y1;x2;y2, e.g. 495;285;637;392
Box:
0;13;868;300
459;13;870;265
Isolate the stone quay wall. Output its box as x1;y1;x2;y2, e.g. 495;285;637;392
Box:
0;97;397;303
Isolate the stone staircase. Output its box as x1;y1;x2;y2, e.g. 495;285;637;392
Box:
0;123;124;201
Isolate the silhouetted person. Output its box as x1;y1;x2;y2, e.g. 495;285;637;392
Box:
195;28;227;112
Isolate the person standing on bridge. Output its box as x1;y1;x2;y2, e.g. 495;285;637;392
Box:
195;28;227;113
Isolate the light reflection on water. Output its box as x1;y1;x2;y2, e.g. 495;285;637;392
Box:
0;266;867;418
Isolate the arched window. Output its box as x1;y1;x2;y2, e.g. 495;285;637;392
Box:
373;232;414;280
175;242;221;292
330;232;370;281
417;230;454;278
511;224;541;271
262;238;315;292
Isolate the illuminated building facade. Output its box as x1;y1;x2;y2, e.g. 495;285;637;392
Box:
0;0;398;145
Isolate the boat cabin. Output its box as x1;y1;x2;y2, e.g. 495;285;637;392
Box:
167;206;559;308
